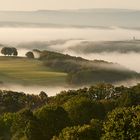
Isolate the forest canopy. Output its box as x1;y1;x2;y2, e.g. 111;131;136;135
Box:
0;83;139;140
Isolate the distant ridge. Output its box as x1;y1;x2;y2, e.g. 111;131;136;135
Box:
0;9;139;28
37;8;139;12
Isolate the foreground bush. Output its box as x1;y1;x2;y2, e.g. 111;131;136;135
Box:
53;119;102;140
102;106;140;140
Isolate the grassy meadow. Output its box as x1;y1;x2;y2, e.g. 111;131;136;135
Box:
0;56;67;86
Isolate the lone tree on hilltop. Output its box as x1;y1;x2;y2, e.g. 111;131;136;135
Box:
25;51;34;59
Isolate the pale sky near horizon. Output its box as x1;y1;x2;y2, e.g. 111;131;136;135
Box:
0;0;140;11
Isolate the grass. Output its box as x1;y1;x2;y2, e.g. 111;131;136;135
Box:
0;56;67;86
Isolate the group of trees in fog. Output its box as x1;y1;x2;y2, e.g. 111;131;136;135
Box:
1;47;35;58
1;47;18;56
0;83;139;140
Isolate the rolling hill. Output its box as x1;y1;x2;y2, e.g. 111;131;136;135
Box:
0;50;139;86
38;50;140;85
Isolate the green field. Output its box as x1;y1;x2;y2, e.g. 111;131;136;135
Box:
0;56;67;86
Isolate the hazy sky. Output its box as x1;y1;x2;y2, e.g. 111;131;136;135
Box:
0;0;140;11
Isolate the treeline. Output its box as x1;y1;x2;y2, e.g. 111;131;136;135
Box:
0;83;139;140
1;47;18;56
39;50;140;85
1;47;35;58
0;90;48;115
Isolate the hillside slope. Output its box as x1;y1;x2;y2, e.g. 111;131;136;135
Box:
38;50;140;85
0;56;67;86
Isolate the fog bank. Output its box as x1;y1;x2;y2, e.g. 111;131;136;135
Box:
0;27;139;43
0;84;78;96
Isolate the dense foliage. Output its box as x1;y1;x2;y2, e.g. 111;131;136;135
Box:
102;106;140;140
0;83;139;139
0;90;48;115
